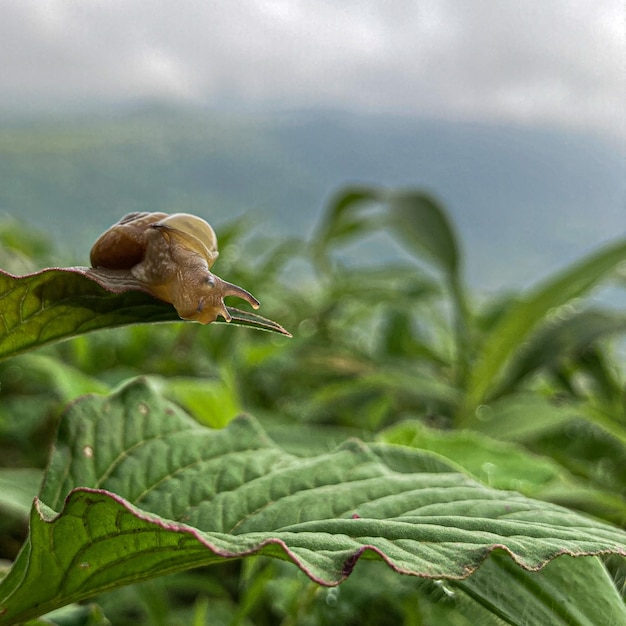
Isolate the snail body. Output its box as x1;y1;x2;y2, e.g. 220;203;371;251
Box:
90;212;259;324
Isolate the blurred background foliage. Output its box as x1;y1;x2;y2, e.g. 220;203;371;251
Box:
1;186;625;624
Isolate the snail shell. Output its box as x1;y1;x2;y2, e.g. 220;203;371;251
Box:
90;211;260;324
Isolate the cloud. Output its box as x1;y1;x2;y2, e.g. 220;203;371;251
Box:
0;0;622;136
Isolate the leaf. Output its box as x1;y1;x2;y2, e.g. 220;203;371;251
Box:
453;552;626;626
6;354;110;402
384;190;470;385
379;420;626;526
0;267;290;360
463;238;626;413
386;190;460;278
0;469;43;522
160;372;242;428
29;603;111;626
493;309;626;396
379;420;565;493
469;392;581;442
221;306;291;337
312;186;382;250
309;367;461;415
1;379;625;624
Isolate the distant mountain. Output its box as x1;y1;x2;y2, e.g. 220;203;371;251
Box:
0;106;623;290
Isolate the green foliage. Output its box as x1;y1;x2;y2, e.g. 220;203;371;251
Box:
1;185;625;624
464;239;626;412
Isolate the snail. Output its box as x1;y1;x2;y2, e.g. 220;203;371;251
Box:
90;211;260;324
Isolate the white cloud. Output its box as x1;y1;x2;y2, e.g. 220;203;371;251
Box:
0;0;622;136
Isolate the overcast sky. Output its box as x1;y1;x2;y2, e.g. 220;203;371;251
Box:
0;0;623;138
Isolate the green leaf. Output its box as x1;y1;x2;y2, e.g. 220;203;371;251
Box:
469;392;581;442
0;267;290;360
0;469;43;521
453;552;626;626
313;186;382;250
463;238;626;414
379;420;565;493
386;190;460;278
1;379;625;624
31;603;111;626
385;190;470;385
379;420;626;526
160;372;242;428
309;367;461;416
493;309;626;396
5;354;110;402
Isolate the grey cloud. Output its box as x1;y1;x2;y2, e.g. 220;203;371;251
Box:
0;0;622;135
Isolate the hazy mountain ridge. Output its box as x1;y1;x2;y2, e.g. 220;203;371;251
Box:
0;106;622;290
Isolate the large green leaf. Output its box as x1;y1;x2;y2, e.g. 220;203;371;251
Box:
1;379;625;624
463;238;626;415
0;267;290;359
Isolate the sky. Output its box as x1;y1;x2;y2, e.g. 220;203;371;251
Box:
0;0;623;139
